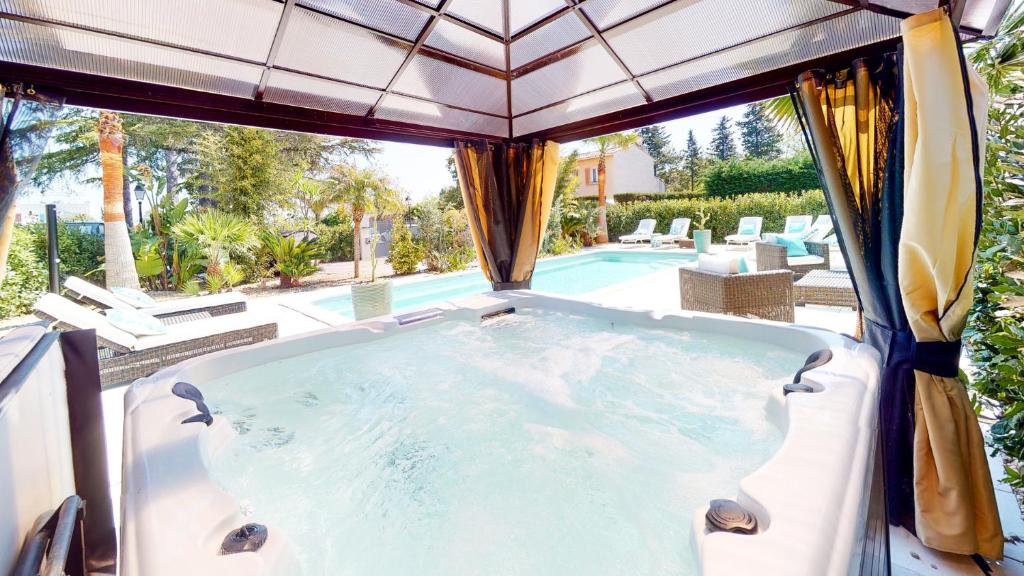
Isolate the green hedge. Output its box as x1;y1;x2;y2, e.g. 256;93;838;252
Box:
1;226;48;319
26;222;105;283
703;154;820;197
613;190;705;202
607;191;828;242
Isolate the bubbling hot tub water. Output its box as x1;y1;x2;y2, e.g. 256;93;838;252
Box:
202;310;803;576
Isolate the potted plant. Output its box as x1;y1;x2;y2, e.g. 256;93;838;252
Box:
692;207;712;254
338;168;400;320
351;221;392;319
262;233;319;288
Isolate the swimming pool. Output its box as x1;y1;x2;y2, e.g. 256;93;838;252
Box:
121;292;881;576
290;250;695;323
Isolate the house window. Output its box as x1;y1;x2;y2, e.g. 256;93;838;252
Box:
590;167;598;183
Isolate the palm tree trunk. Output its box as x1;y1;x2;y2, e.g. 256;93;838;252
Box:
352;209;364;278
99;111;140;289
596;157;609;243
0;202;16;288
122;145;133;229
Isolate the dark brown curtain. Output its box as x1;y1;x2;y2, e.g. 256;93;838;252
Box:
792;55;917;530
454;139;559;290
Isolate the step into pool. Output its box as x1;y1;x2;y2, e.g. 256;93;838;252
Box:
293;251;695;323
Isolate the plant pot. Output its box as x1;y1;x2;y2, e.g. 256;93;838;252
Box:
693;229;712;254
351;279;392;320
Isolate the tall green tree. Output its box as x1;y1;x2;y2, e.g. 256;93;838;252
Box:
637;125;678;177
196;126;288;220
681;130;704;191
582;131;639;243
709;116;738;161
737;102;783;159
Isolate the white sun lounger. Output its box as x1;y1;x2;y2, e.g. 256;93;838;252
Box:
783;215;813;235
619;219;657;245
802;215;835;242
655;218;691;244
34;293;277;387
64;276;247;323
724;216;764;246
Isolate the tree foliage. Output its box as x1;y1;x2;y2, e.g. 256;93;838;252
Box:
637;125;678;177
681;130;704;191
709;115;738;161
737;102;783;159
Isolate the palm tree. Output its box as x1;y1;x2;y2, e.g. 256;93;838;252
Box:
98;111;140;288
329;166;399;279
171;209;257;279
582;131;639;243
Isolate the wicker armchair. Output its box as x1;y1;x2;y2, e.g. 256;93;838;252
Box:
679;267;795;322
755;241;830;279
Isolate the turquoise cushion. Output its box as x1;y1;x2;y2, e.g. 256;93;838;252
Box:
111;287;157;308
775;233;809;257
788;221;807;233
106;309;167;336
738;221;756;235
737;257;749;273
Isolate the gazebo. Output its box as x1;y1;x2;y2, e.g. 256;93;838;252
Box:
0;0;1014;574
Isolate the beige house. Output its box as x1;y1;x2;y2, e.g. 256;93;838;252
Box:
573;144;666;199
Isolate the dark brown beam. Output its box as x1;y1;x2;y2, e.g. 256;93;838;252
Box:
0;60;502;146
391;0;505;42
256;0;297;100
368;0;454;118
517;38;901;143
565;0;653;103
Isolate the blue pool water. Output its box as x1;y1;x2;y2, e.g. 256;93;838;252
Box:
314;251;695;318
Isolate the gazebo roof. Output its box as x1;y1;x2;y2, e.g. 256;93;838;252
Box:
0;0;1009;145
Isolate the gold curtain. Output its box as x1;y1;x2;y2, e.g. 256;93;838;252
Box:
900;10;1002;558
454;139;559;290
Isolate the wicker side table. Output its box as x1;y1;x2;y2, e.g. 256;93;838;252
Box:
679;267;795;322
676;238;695;249
794;270;858;309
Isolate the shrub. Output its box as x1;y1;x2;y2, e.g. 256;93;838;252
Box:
413;197;475;273
1;226;48;319
606;191;828;242
313;221;354;262
27;222;105;283
261;233;320;288
702;154;820;197
613;191;705;202
387;220;424;275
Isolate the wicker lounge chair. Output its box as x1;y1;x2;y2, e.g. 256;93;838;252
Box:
794;269;858;309
755;240;831;279
34;294;277;387
724;217;763;246
679;267;794;322
64;276;247;324
619;219;657;245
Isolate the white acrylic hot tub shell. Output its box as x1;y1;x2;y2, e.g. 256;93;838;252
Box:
121;291;880;576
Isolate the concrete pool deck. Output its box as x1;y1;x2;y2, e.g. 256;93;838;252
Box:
93;244;1022;575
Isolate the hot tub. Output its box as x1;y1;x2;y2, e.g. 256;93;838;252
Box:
121;292;879;576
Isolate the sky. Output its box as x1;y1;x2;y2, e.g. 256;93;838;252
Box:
18;103;753;218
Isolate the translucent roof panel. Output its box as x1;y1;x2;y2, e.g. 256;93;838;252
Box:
446;0;504;35
511;42;627;115
0;0;282;61
605;0;846;76
425;18;505;69
297;0;430;42
0;18;263;97
393;54;507;115
262;69;382;116
509;0;566;35
513;81;646;136
638;10;901;101
0;0;1006;143
275;7;410;89
375;94;507;137
510;12;590;69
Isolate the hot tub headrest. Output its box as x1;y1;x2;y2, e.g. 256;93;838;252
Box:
793;349;833;384
172;381;213;427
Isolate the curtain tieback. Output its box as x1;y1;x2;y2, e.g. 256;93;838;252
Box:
911;339;961;378
493;280;530;291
